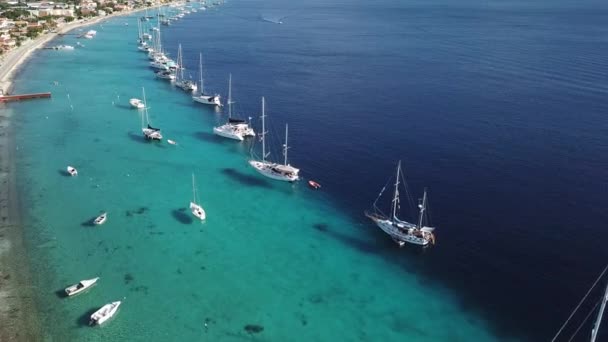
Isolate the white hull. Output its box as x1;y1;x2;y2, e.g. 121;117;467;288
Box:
192;94;221;106
143;128;163;140
213;125;244;141
90;301;121;326
65;277;99;296
67;166;78;176
190;202;206;220
369;216;433;246
175;80;197;92
248;160;300;182
156;72;175;81
129;98;145;109
94;213;107;225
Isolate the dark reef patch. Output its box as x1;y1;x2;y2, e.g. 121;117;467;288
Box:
244;324;264;334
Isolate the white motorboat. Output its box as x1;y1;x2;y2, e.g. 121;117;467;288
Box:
213;74;255;141
64;277;99;296
174;44;197;92
192;53;221;106
365;161;436;247
190;174;206;220
248;98;300;182
140;88;163;141
129;98;145;109
67;166;78;176
168;139;177;145
89;301;121;326
156;70;175;81
94;212;107;225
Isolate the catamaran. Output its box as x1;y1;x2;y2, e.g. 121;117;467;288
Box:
190;174;206;220
192;53;221;106
365;161;436;247
248;97;300;182
213;74;255;140
140;88;163;141
174;44;197;92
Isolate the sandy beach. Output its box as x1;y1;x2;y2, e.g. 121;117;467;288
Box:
0;7;153;341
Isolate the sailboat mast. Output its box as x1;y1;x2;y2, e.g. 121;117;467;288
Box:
228;73;232;118
178;44;184;81
191;173;196;203
261;97;266;162
141;87;148;128
417;189;427;229
391;161;401;222
283;124;289;165
591;281;608;342
198;53;203;94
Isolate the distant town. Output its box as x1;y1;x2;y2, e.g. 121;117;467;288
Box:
0;0;168;53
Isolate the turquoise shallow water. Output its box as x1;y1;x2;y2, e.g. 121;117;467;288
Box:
9;8;507;342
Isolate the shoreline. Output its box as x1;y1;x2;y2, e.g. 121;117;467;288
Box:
0;6;154;341
0;6;153;94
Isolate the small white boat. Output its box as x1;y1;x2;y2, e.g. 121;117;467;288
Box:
190;174;206;220
89;301;121;326
129;98;145;109
94;212;107;225
168;139;177;145
64;277;99;296
67;166;78;176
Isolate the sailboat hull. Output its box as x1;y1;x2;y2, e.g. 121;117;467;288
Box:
248;160;299;182
213;126;244;141
367;214;432;246
193;95;221;106
190;202;206;220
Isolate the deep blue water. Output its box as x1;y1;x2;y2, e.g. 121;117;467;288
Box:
170;0;608;340
10;0;608;340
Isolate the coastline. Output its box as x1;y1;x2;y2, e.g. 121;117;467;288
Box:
0;7;148;94
0;7;151;341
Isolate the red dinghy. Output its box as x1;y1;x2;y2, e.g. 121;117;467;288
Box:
308;180;321;189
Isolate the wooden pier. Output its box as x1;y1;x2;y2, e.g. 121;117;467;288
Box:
0;92;51;102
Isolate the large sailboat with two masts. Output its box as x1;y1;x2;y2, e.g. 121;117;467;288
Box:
248;97;299;182
365;161;436;247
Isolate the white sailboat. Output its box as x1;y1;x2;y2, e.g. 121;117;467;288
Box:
64;277;99;296
66;166;78;176
213;74;255;140
89;301;121;326
192;53;221;106
248;97;300;182
365;161;436;247
174;44;197;92
129;98;145;109
140;88;163;141
190;174;206;220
